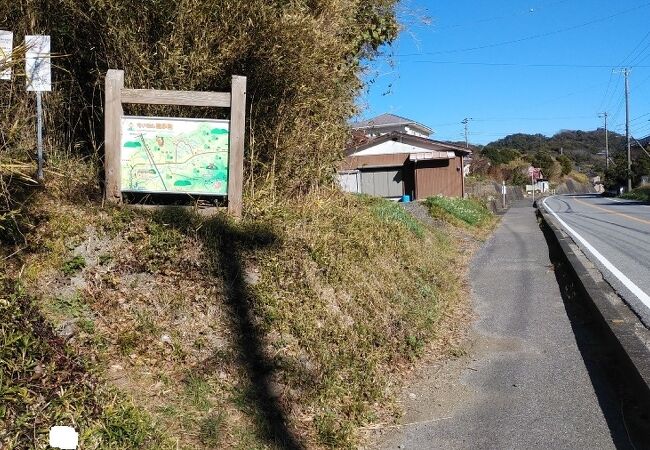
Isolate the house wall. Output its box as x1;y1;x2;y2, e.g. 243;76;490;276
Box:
414;156;463;198
340;153;409;171
349;140;455;158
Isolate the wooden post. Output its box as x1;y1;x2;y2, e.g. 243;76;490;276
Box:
228;75;246;218
105;69;124;203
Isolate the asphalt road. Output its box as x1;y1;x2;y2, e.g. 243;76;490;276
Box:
377;201;635;449
542;194;650;326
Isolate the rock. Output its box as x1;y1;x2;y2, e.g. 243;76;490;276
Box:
56;320;78;340
244;268;260;285
408;392;417;399
160;334;173;345
33;364;44;378
267;381;286;398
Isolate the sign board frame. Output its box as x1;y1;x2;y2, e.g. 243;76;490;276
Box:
0;30;13;80
104;70;246;217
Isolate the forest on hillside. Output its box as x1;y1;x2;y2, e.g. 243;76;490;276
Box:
470;128;650;188
482;129;628;168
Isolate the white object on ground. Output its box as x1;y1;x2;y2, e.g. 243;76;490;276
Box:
49;426;78;449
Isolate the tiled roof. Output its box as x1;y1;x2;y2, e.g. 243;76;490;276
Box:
351;113;432;133
345;131;471;156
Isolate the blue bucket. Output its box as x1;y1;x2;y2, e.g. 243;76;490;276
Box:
401;194;411;203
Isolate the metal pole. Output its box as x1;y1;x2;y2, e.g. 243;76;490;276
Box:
502;181;506;209
462;118;471;149
462;119;468;148
531;173;535;204
36;90;44;182
603;112;609;170
625;68;632;192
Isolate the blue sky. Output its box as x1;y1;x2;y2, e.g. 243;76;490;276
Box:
359;0;650;145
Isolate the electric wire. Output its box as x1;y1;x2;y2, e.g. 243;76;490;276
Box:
397;3;650;57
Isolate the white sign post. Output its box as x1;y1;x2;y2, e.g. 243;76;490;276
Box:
25;35;51;182
0;31;13;80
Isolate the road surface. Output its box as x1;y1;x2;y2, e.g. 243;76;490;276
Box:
542;194;650;326
376;201;635;449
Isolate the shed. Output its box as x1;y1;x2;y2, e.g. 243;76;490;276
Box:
338;132;471;200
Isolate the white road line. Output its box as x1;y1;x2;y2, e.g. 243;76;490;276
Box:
542;196;650;311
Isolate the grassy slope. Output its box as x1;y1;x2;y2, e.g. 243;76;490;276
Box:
2;184;494;448
621;186;650;202
425;196;498;238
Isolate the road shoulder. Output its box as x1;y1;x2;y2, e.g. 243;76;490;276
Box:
538;202;650;410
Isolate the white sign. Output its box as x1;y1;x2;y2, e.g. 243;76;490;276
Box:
0;31;12;80
25;35;51;91
49;426;78;449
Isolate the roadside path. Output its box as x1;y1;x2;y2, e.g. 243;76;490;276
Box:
377;201;632;449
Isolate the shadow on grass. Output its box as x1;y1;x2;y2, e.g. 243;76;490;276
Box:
538;214;650;449
154;207;304;449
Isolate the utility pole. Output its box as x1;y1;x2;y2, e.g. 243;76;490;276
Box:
625;68;632;192
462;118;472;149
615;68;632;191
599;112;609;170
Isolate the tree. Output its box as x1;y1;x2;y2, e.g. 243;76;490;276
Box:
531;150;555;177
557;155;573;176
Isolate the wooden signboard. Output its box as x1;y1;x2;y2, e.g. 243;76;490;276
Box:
104;70;246;217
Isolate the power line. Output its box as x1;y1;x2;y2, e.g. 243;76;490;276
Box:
409;60;650;68
620;30;650;67
471;115;596;122
434;0;571;32
630;112;650;122
627;39;650;67
605;75;623;113
397;3;650;57
598;71;615;112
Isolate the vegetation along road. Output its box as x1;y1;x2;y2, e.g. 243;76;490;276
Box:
542;194;650;326
377;201;644;449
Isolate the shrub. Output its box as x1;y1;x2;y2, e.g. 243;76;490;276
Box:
1;1;398;199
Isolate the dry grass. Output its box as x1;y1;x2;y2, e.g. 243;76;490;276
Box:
568;170;589;184
7;185;473;449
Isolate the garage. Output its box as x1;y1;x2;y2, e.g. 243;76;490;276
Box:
339;132;470;199
359;167;404;198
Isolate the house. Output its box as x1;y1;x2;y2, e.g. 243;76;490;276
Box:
338;115;471;199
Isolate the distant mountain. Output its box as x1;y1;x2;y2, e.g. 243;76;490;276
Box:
480;129;648;171
484;129;629;161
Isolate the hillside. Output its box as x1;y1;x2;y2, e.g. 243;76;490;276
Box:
1;174;496;448
482;129;628;171
0;3;504;448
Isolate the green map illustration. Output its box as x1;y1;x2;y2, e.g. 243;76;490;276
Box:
120;117;229;195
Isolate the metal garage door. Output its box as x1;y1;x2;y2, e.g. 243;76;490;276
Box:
337;171;360;193
360;168;404;198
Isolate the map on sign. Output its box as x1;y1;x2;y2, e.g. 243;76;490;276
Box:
120;116;229;195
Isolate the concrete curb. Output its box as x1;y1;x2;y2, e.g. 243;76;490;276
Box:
537;205;650;407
